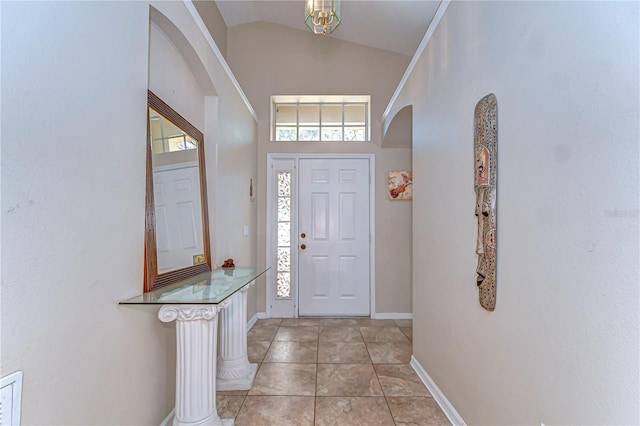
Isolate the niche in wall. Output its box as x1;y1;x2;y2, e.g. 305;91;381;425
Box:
382;105;413;148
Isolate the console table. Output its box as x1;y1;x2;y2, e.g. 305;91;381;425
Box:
120;266;269;426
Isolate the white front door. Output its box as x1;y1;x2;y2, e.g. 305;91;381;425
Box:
298;158;371;316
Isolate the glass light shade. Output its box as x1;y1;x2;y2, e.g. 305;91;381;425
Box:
305;0;341;35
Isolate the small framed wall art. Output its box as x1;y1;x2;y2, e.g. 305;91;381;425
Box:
387;171;413;200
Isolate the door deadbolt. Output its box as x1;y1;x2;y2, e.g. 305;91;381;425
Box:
300;233;306;239
300;244;306;250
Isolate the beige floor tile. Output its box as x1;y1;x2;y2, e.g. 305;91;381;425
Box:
356;319;398;327
227;319;439;425
315;397;395;426
316;363;383;396
318;326;364;343
215;395;245;420
280;318;320;327
375;364;430;397
387;396;451;425
366;341;412;364
248;363;316;396
360;326;410;343
318;341;371;363
252;318;282;328
400;327;413;342
247;324;278;341
235;396;315;426
264;341;318;363
394;319;413;327
317;318;362;329
274;325;319;341
217;389;248;396
247;339;270;363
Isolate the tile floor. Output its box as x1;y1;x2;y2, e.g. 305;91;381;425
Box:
216;318;451;426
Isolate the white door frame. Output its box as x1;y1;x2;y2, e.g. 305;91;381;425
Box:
266;153;376;318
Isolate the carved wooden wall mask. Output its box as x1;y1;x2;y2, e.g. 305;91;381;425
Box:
474;93;497;311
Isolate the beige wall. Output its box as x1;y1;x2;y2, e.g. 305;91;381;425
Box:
226;21;413;315
149;20;206;129
0;1;257;424
227;21;409;147
193;0;228;58
383;105;412;149
375;149;413;313
387;1;639;424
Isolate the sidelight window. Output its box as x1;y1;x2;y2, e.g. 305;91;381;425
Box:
276;171;292;299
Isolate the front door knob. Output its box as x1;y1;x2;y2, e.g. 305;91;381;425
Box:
300;244;306;250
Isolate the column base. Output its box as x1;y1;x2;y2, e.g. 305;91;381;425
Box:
216;363;258;391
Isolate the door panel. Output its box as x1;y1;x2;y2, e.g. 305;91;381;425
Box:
298;158;370;316
339;193;356;240
311;255;330;297
312;193;329;240
176;201;198;248
338;256;356;297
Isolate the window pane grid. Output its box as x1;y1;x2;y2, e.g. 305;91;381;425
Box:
276;171;292;299
276;127;297;141
273;102;368;142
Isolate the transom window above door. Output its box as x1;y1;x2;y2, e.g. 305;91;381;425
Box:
271;95;370;142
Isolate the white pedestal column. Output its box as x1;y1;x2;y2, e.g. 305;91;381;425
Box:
159;304;233;426
216;280;258;391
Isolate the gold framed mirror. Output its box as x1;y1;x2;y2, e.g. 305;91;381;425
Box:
145;90;211;291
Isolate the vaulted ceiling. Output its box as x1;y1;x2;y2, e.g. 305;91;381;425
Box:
215;0;441;56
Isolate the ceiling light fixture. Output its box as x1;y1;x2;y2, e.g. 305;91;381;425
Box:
305;0;341;35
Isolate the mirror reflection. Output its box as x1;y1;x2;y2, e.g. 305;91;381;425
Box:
149;107;203;273
145;91;211;291
150;109;198;154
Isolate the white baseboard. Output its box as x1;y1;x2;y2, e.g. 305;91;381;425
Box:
247;312;270;330
410;355;466;426
371;312;413;320
160;408;174;426
247;313;259;331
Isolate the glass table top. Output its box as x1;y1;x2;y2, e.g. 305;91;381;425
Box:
119;266;270;305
